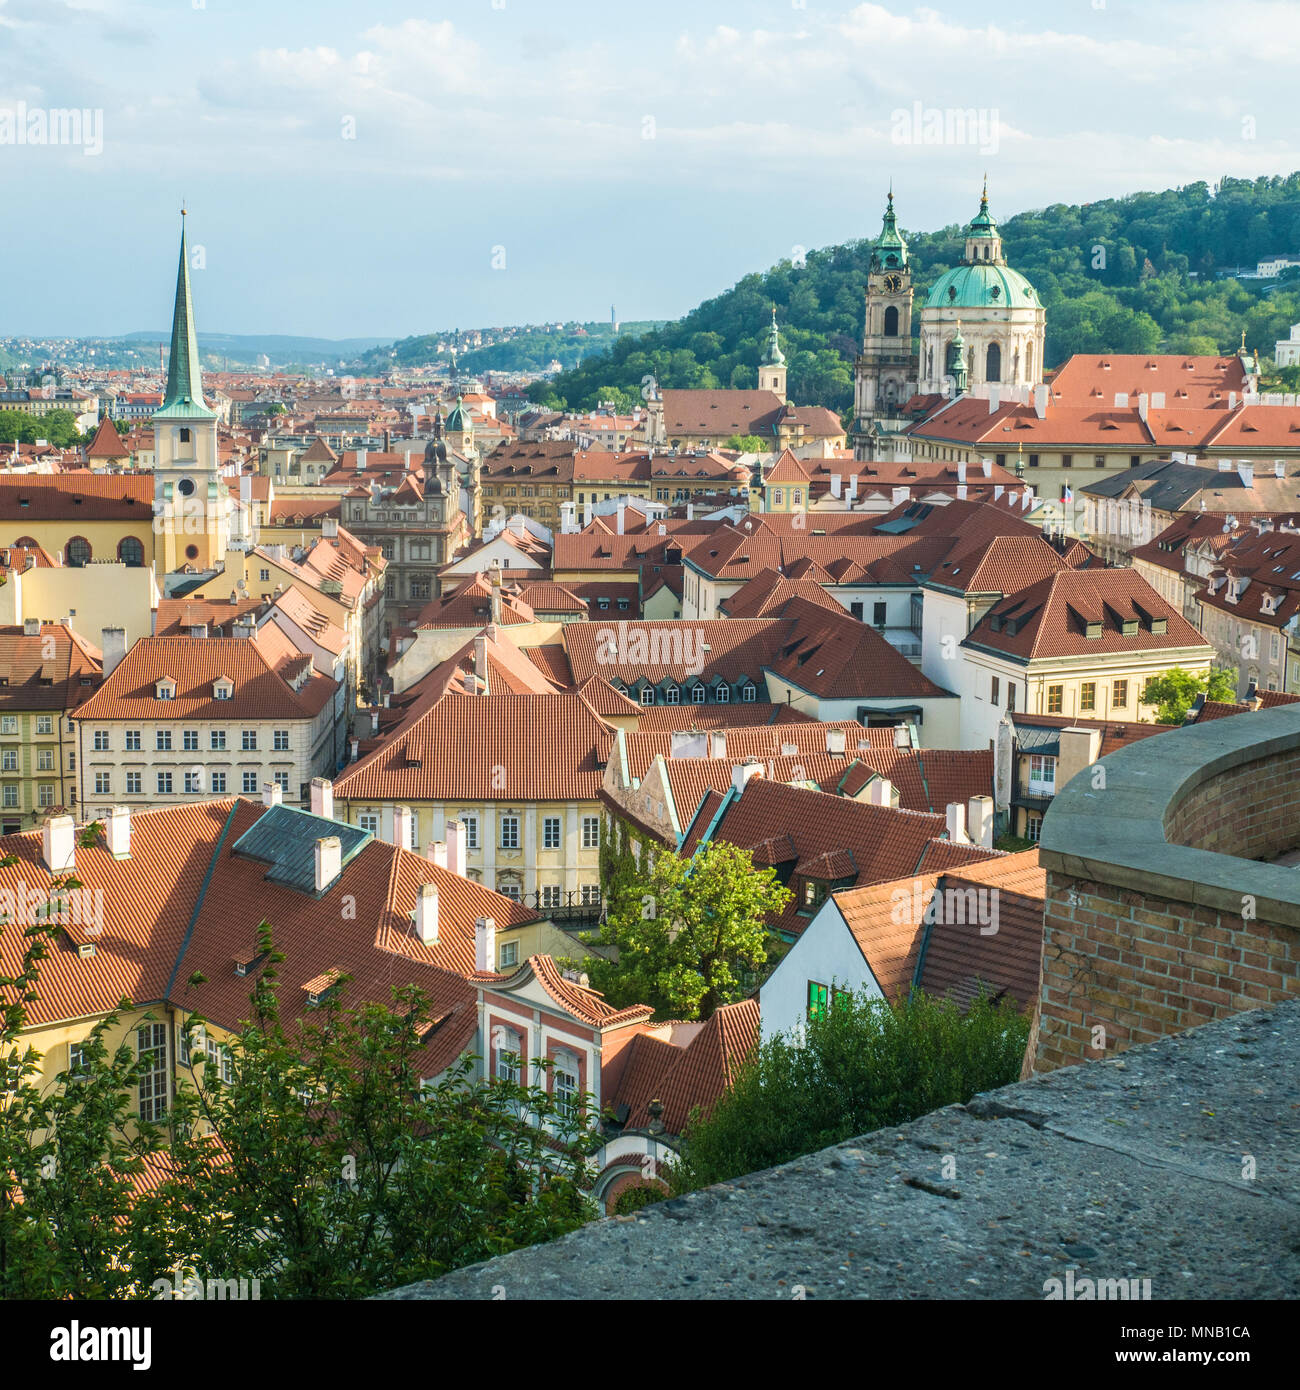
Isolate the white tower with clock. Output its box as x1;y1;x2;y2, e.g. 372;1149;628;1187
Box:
152;212;230;578
852;191;917;460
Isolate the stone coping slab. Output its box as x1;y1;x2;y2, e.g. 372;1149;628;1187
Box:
382;1000;1300;1301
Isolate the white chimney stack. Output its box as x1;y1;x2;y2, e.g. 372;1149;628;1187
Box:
957;484;968;500
957;460;967;483
731;758;763;792
830;473;842;499
867;777;893;807
1034;384;1049;418
945;802;968;843
391;804;414;849
262;782;283;807
314;835;342;893
993;484;1004;500
826;728;846;755
1238;462;1254;488
309;777;333;819
106;805;131;860
416;882;439;945
708;731;727;760
616;501;625;535
42;814;75;874
474;916;497;972
445;819;466;876
101;627;128;678
981;456;992;478
428;839;448;870
968;795;994;849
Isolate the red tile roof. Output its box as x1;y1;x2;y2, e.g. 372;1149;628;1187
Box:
0;623;103;712
72;635;336;722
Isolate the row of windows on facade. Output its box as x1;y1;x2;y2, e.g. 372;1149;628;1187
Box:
1;782;64;808
100;1023;236;1125
613;679;759;706
93;769;292;796
354;811;601;854
91;729;292;751
917;448;1148;470
1;746;60;770
9;536;147;568
984;675;1137;715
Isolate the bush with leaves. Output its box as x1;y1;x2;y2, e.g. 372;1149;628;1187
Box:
1140;666;1238;724
670;988;1031;1190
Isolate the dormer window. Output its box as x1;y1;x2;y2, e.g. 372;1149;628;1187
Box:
213;677;234;700
155;678;176;700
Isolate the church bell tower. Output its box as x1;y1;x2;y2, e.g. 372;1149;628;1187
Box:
852;190;916;460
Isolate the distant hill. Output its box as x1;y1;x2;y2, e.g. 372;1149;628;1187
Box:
353;320;664;376
123;331;390;363
531;174;1300;417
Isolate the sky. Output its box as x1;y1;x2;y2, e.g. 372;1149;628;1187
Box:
1;0;1298;340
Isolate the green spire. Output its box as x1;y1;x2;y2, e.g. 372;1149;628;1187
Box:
158;211;215;419
967;174;997;237
761;306;786;366
871;187;908;271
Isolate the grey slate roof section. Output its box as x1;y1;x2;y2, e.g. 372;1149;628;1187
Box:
381;999;1300;1300
231;804;372;894
1079;458;1244;509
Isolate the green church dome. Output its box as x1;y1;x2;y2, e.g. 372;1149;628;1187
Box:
924;262;1042;311
445;394;470;432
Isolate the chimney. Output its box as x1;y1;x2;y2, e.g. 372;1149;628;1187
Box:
349;736;359;763
583;498;592;527
987;387;1000;414
1021;490;1032;511
23;617;39;637
383;428;392;452
957;484;968;500
42;814;75;874
981;456;992;478
314;835;342;893
1228;392;1237;410
416;882;439;945
1275;459;1286;478
826;728;847;755
310;777;333;819
445;819;466;876
892;486;909;505
101;627;128;677
392;804;414;849
616;501;626;535
428;839;448;870
670;729;705;758
1238;462;1254;488
867;777;893;806
957;460;967;484
371;708;381;735
262;782;283;807
356;447;368;470
105;805;131;859
731;758;763;792
830;473;842;499
968;795;994;849
708;731;727;760
1137;392;1149;423
474;916;496;972
321;516;339;539
993;484;1004;500
945;802;967;843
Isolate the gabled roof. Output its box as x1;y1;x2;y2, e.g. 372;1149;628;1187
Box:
963;568;1210;662
72;635;335;721
84;416;129;459
334;692;612;803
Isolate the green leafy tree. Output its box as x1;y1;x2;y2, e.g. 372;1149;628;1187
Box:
1;910;599;1299
583;840;791;1019
1141;666;1239;723
724;434;769;452
672;988;1030;1190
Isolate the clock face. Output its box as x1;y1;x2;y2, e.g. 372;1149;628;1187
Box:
883;273;903;293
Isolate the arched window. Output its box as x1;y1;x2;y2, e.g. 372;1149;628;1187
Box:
65;536;92;567
494;1026;522;1084
13;536;38;550
118;536;144;567
883;305;899;337
986;342;1002;382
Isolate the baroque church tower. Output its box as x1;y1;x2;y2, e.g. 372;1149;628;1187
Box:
758;306;787;396
852;191;916;460
152;212;229;580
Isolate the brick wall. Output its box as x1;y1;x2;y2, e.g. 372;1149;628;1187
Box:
1036;870;1300;1071
1162;743;1300;862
